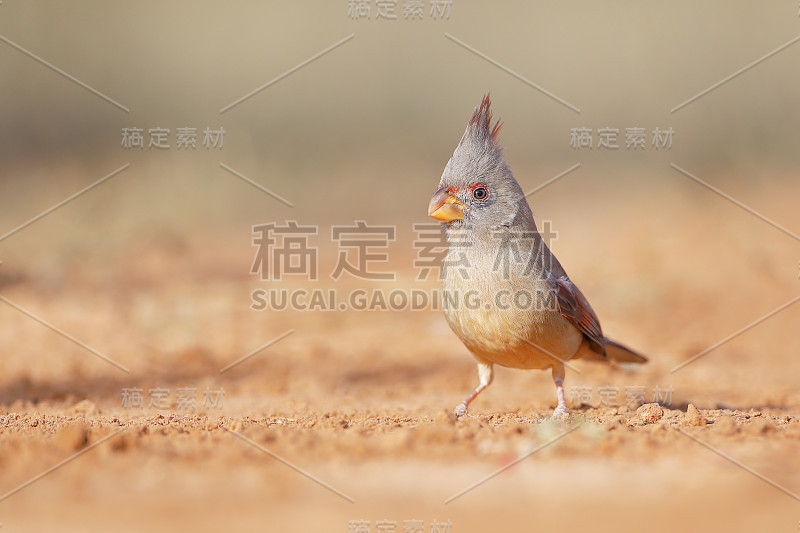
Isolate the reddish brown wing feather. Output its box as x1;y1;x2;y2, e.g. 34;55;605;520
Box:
554;277;606;356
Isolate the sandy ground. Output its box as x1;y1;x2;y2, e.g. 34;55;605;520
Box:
1;180;799;532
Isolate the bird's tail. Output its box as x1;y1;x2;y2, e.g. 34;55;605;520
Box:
604;337;648;363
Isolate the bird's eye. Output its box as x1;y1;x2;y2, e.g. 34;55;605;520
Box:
472;186;488;201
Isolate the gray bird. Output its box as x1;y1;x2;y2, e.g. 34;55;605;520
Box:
428;95;647;418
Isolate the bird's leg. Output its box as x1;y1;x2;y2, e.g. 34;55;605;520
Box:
552;364;568;418
455;361;493;417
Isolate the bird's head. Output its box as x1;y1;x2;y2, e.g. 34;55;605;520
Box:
428;95;532;235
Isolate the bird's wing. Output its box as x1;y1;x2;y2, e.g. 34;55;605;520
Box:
553;276;606;356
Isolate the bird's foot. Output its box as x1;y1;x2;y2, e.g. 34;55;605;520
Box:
454;403;468;418
553;405;569;419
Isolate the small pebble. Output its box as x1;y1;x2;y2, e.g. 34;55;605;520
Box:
635;403;664;425
685;404;707;426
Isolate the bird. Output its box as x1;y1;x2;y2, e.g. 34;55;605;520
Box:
427;94;647;418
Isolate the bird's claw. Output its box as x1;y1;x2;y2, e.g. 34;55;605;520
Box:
553;405;569;419
454;403;468;418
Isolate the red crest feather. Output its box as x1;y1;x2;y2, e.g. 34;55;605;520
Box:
468;94;503;144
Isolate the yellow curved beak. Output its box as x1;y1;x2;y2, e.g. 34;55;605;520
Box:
428;187;465;222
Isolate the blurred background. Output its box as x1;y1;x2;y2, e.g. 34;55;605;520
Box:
1;0;798;245
0;1;799;531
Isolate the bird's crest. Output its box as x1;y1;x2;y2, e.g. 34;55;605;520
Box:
467;94;503;145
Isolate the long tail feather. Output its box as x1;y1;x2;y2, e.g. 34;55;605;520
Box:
604;337;648;363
